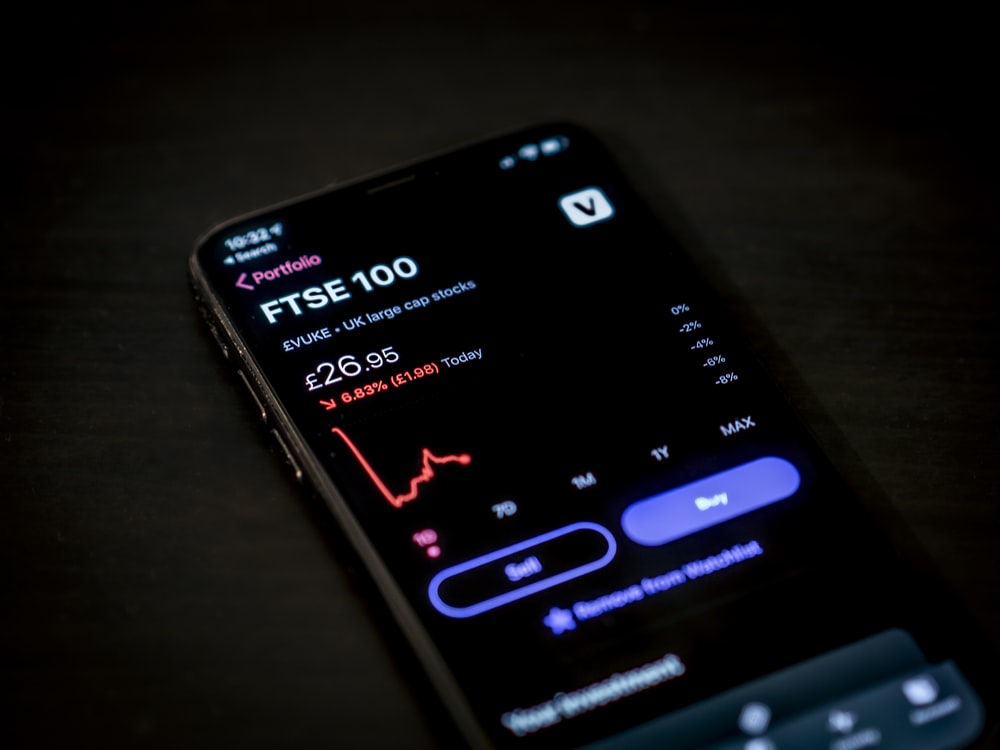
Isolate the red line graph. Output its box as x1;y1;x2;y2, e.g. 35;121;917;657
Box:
330;427;472;508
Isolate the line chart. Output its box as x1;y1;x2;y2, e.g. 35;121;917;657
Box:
330;427;472;508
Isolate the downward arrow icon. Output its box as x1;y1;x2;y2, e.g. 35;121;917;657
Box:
235;272;254;290
572;197;597;216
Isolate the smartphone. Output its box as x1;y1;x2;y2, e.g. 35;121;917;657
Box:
189;122;995;749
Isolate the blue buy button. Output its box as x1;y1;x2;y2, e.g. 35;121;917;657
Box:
620;456;801;546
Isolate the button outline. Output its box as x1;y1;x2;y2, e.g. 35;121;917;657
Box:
427;521;617;618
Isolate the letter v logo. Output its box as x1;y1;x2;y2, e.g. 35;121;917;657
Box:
559;187;615;227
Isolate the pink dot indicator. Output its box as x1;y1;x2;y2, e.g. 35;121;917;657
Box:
426;546;441;559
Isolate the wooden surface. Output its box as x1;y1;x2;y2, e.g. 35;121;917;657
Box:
2;3;997;748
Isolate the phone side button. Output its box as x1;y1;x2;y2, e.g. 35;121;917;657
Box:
271;430;304;484
236;370;268;424
206;322;230;359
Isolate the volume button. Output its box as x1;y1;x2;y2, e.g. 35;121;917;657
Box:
271;430;304;483
207;322;230;359
236;370;268;424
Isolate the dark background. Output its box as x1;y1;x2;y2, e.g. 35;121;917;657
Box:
2;2;997;748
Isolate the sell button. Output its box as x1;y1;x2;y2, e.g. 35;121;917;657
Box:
621;456;800;547
428;522;616;619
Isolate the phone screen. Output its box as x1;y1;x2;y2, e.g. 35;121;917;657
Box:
190;123;991;749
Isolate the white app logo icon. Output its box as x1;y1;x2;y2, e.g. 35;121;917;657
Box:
737;702;771;735
901;675;939;706
559;187;615;227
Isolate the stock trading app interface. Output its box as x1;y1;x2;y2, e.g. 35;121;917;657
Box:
196;127;986;749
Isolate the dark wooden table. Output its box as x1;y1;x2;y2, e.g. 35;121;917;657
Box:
3;3;997;748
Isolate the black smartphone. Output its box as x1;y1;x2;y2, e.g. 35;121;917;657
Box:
189;123;995;749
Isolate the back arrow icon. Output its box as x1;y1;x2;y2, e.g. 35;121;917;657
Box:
235;273;254;290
